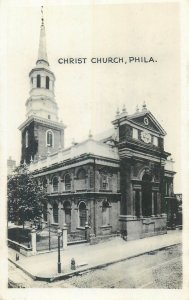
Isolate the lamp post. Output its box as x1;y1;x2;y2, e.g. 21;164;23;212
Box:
57;228;62;273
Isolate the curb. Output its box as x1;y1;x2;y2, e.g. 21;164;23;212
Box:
8;242;181;283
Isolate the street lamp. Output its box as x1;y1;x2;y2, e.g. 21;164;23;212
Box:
57;228;62;273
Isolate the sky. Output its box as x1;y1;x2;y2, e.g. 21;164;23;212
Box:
4;1;181;192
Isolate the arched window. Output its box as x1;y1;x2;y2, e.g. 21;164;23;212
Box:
53;202;58;223
102;200;110;225
52;176;58;193
37;75;41;88
43;178;48;192
46;76;50;89
101;174;108;190
46;130;53;147
64;174;71;191
25;131;28;148
79;202;87;227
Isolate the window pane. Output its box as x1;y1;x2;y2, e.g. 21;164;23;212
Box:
65;174;71;190
133;128;138;139
53;177;58;192
53;204;58;223
153;136;158;146
79;202;87;227
47;131;53;147
37;75;41;88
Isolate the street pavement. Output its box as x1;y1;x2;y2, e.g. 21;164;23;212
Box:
8;230;182;281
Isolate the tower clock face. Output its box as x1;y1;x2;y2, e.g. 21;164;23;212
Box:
141;131;151;143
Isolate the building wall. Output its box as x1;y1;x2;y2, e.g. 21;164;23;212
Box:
20;120;64;163
21;121;38;164
36;162;120;236
37;123;64;158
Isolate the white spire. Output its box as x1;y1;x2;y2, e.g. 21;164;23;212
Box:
36;6;49;66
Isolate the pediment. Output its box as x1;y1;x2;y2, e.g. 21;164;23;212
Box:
128;111;166;136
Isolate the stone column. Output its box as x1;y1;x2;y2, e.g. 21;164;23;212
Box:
63;224;68;249
58;177;61;193
47;178;50;194
33;77;37;88
133;190;136;216
62;208;66;229
157;192;161;215
151;192;155;217
87;168;91;190
50;79;53;91
71;173;75;192
41;75;45;88
139;190;143;217
59;178;64;193
59;202;64;229
31;228;37;255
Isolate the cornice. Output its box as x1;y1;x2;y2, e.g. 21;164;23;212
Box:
18;115;66;131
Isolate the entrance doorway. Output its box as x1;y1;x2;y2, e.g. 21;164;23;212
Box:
142;173;152;216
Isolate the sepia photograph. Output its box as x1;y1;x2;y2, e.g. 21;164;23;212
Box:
1;0;187;299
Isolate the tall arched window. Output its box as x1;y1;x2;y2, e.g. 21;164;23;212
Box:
46;130;53;147
25;131;28;148
53;202;58;223
64;174;71;191
46;76;50;89
102;200;110;225
52;176;59;193
37;75;41;88
79;202;87;227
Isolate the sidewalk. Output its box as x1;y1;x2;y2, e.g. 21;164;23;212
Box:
8;230;182;282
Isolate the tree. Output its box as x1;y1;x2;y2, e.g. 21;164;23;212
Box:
8;164;47;228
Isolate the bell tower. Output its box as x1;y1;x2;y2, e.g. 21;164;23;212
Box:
19;9;65;164
26;16;58;121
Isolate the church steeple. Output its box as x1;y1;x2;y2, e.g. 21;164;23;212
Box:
36;11;49;67
25;7;58;122
19;8;65;164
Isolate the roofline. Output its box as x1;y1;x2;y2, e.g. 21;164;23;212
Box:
112;110;166;136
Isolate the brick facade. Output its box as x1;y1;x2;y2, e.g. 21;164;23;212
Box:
34;159;120;235
20;119;64;164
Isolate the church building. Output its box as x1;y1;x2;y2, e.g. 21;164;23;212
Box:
18;16;175;241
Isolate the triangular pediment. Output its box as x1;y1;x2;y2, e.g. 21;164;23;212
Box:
127;111;166;135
